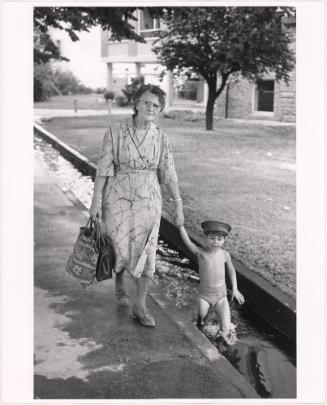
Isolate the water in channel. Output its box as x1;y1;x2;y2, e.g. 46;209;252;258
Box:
34;134;296;398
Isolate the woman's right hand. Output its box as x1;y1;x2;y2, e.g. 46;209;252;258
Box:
89;199;101;221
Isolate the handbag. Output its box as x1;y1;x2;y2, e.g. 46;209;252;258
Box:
66;218;99;289
95;232;116;282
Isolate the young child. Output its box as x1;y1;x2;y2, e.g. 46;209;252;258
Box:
179;220;245;345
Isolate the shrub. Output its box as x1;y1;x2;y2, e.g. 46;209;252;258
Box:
103;90;115;101
76;85;93;94
121;75;145;105
34;63;54;101
162;111;176;119
34;64;95;101
95;87;106;94
52;69;83;95
115;95;129;107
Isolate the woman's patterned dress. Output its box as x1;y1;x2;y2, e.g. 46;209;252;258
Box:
96;118;177;276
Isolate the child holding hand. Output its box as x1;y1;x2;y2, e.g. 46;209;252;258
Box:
179;220;244;345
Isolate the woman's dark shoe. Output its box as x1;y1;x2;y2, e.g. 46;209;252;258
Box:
132;304;155;327
115;289;130;306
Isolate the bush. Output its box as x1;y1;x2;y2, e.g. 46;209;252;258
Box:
103;90;115;101
34;63;54;102
34;64;95;101
76;85;93;94
115;95;129;107
52;69;90;95
94;87;106;94
121;75;145;105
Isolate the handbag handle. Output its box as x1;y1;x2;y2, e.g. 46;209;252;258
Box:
83;217;102;252
84;217;101;235
91;216;105;253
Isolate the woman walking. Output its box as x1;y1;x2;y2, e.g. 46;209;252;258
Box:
90;84;184;327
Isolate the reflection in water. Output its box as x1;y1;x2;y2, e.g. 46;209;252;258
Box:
155;237;296;398
34;134;296;398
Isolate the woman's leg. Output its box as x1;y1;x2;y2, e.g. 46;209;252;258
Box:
135;275;152;309
115;269;129;306
132;275;155;327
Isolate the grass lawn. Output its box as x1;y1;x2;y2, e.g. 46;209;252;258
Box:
40;114;296;298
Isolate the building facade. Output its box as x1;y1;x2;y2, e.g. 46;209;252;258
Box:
215;16;296;122
101;10;295;121
100;9;208;107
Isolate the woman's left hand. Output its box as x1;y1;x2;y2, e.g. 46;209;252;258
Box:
173;201;184;227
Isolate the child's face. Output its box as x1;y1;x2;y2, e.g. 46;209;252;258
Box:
205;233;226;249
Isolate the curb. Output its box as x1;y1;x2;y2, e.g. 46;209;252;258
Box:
34;122;296;341
34;122;97;178
149;290;259;398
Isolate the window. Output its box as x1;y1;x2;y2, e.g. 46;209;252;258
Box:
177;80;198;101
140;9;160;38
255;80;275;112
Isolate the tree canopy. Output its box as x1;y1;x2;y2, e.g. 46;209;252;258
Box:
34;6;295;130
153;7;295;129
34;7;145;63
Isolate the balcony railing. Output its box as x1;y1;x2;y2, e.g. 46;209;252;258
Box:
140;29;161;39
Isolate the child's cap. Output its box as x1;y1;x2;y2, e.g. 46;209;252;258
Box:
201;221;232;236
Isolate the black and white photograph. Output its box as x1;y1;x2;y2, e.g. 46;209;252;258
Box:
2;1;326;403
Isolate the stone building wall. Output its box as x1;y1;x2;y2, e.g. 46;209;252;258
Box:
215;16;296;122
214;80;253;119
273;17;296;122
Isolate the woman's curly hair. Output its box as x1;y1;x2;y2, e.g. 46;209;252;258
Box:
132;84;166;115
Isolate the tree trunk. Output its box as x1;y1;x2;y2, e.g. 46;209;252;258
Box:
205;75;228;130
205;86;217;130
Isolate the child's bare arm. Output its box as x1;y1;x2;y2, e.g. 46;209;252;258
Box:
179;225;200;256
225;251;245;305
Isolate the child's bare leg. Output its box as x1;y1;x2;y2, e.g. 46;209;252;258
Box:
214;297;231;334
197;297;210;329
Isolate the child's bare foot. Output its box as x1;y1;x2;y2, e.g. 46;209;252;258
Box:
220;323;238;345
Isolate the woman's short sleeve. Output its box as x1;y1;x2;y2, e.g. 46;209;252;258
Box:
157;129;178;185
96;127;115;177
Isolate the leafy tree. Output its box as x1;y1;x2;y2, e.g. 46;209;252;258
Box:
34;7;148;63
34;63;54;101
153;7;295;130
34;64;92;101
34;27;69;64
33;7;155;100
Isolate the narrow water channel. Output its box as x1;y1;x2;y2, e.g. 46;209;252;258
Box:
34;134;296;398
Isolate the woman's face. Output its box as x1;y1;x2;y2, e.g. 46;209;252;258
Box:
136;91;161;123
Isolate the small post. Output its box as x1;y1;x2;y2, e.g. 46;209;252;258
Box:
74;99;78;113
224;83;229;119
108;99;112;114
95;98;99;110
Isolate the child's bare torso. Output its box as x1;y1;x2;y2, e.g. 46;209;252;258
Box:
197;248;226;288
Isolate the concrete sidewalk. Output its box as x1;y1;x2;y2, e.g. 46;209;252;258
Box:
34;107;295;126
34;107;133;120
34;150;258;399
